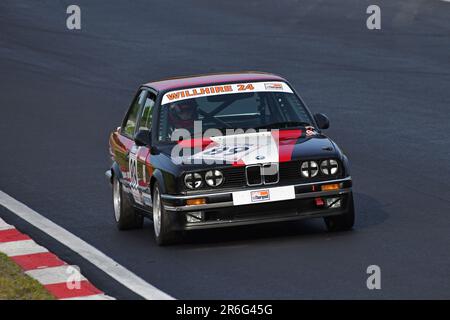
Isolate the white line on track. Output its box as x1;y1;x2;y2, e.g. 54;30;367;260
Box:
0;190;174;300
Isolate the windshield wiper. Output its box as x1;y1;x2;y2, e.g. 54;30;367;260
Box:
254;121;312;130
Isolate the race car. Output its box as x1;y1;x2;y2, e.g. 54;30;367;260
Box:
106;72;354;245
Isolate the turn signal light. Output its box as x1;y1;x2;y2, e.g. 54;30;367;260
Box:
321;183;340;191
186;198;206;206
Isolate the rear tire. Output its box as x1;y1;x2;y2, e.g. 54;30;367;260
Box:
112;176;144;230
152;183;180;246
324;193;355;232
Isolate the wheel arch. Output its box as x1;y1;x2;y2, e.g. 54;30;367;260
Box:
110;161;123;184
149;169;166;196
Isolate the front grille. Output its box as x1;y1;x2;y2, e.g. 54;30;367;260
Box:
246;165;262;185
278;160;342;183
244;164;280;186
261;163;279;184
222;166;246;188
279;161;302;181
186;159;342;191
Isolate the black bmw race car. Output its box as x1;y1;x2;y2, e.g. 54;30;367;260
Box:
107;72;354;245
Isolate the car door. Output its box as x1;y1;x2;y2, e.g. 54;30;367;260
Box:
128;90;156;208
112;90;147;201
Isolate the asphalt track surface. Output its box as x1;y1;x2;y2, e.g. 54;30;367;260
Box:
1;0;449;299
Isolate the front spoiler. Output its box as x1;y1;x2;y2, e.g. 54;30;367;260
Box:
179;207;347;230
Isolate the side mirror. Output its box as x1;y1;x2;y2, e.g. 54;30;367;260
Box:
314;113;330;130
134;129;151;147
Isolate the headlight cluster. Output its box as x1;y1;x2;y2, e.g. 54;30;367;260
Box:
300;159;339;178
184;170;224;189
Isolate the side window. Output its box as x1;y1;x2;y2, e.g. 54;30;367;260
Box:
123;91;146;138
138;92;156;131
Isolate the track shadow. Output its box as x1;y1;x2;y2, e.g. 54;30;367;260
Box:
179;218;327;247
176;191;389;247
140;191;389;247
353;191;390;229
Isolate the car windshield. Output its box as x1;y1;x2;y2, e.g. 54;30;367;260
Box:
157;81;314;142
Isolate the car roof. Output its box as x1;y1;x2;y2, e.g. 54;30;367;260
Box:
143;71;287;92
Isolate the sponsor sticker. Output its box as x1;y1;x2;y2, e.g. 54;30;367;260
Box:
305;126;317;136
161;81;293;105
251;190;270;202
232;185;295;206
264;82;283;90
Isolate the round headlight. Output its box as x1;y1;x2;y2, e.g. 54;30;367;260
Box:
320;159;339;175
205;170;224;187
184;173;203;189
301;161;319;178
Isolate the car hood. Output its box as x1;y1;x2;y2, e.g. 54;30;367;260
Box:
157;129;339;169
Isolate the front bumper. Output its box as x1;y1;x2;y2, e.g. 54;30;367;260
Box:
161;177;353;230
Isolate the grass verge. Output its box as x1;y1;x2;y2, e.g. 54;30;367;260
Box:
0;252;54;300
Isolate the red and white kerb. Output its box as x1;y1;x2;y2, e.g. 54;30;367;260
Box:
0;217;114;300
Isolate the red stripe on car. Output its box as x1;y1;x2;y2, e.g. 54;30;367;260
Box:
177;137;214;149
273;129;303;162
231;159;246;167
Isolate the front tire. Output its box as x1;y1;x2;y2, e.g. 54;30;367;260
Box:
324;193;355;232
152;183;179;246
112;176;143;230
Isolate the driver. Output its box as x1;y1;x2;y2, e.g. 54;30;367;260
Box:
168;99;198;132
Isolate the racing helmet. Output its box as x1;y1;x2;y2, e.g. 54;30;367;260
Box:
168;99;198;129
